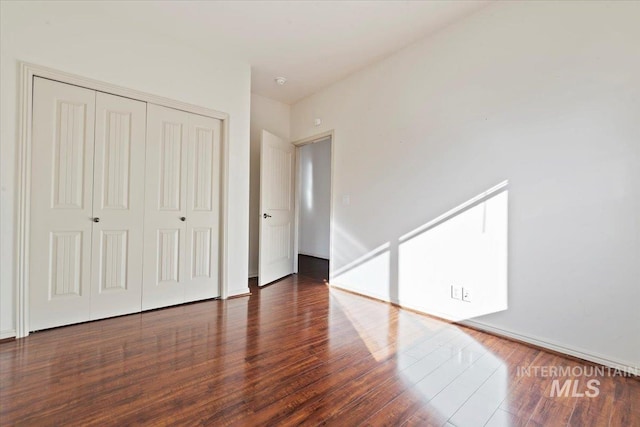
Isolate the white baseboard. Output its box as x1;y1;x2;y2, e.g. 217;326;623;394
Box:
461;320;638;375
248;273;258;279
1;329;16;340
227;287;250;298
329;282;390;304
328;283;638;376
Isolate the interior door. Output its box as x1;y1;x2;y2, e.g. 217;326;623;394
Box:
259;130;295;286
30;77;96;330
142;104;189;310
184;113;222;302
90;92;146;319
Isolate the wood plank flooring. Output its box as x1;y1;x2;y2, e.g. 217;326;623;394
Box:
1;266;638;426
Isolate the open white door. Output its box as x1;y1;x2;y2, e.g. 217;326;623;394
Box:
259;130;295;286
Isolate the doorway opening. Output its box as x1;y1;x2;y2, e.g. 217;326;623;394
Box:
294;135;332;282
257;130;333;287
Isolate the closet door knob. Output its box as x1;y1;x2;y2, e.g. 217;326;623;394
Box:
263;213;272;219
93;217;100;223
180;217;186;222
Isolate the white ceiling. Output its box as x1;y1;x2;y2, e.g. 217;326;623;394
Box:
98;1;490;104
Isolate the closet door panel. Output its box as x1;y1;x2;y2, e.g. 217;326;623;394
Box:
142;104;189;310
30;78;96;331
184;114;221;302
90;92;146;319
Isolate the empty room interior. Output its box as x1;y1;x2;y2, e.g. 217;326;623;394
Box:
0;1;639;426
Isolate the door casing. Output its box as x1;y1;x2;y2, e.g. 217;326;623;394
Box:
291;131;335;278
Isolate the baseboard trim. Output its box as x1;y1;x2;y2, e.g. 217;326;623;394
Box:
329;282;390;305
461;320;638;376
227;287;250;298
328;283;638;376
1;329;17;340
226;292;252;299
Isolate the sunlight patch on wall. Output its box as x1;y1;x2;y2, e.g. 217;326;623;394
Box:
398;181;509;321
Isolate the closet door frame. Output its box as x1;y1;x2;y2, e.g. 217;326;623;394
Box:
15;62;230;338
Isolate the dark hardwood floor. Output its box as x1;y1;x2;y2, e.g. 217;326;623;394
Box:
1;269;638;426
297;254;329;282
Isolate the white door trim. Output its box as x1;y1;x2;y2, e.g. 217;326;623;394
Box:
292;130;335;279
15;62;231;338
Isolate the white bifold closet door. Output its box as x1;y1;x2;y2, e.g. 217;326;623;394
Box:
142;104;221;310
90;91;146;320
29;78;146;331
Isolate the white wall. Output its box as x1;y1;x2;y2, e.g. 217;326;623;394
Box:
249;94;291;277
397;186;508;322
291;1;640;370
299;139;331;259
0;1;251;337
